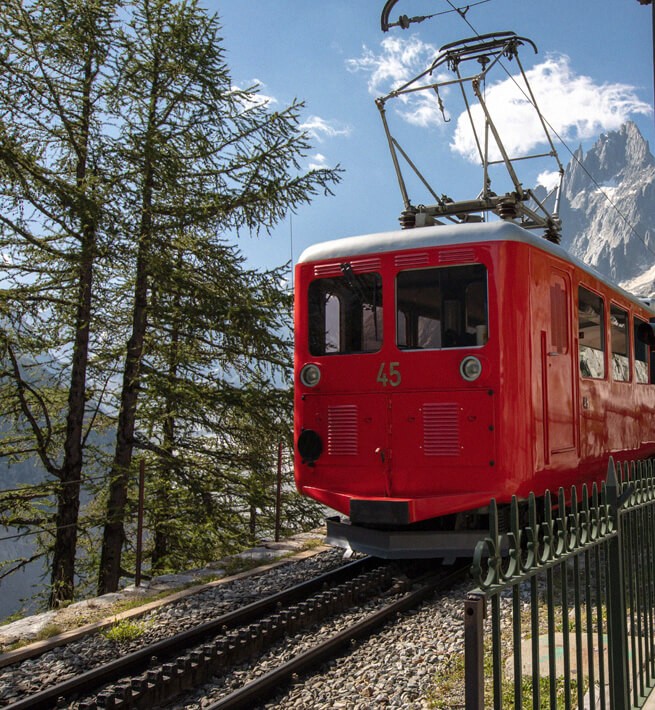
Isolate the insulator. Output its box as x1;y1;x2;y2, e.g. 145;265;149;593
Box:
497;201;517;219
544;225;561;244
399;209;416;229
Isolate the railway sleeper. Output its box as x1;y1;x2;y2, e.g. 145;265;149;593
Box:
79;563;398;709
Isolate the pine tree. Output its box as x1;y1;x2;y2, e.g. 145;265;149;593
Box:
139;235;298;572
96;0;339;593
0;0;121;607
0;0;338;606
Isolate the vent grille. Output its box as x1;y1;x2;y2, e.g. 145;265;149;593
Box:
314;257;381;278
350;257;381;272
328;405;358;456
395;252;430;268
423;403;460;456
314;263;342;277
438;248;476;264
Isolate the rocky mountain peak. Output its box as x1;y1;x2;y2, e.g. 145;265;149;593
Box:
564;121;654;199
557;121;655;293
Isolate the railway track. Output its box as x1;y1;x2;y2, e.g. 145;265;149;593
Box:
205;561;468;710
4;556;467;709
3;556;380;709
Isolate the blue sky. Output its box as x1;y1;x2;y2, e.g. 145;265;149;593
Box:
207;0;655;273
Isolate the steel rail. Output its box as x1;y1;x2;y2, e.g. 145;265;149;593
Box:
4;556;379;710
206;562;469;710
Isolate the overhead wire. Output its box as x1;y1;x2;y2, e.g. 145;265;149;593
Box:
443;0;655;264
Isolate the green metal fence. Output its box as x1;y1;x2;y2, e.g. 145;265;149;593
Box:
465;457;655;709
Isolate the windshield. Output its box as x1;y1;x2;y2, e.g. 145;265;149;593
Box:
308;269;383;355
397;264;488;349
306;262;488;355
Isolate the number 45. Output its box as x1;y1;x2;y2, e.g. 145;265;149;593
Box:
377;361;402;387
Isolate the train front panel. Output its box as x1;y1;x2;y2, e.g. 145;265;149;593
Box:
293;230;532;525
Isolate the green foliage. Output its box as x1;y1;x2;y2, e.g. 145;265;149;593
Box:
0;0;339;607
503;675;583;709
102;618;148;644
1;609;26;626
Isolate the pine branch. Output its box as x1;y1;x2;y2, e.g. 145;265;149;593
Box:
2;338;59;477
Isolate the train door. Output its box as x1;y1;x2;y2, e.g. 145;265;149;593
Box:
544;270;576;455
299;266;392;497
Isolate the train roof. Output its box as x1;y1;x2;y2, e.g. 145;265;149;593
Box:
297;220;655;317
298;221;562;263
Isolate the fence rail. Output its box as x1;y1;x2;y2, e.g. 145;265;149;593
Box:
465;457;655;709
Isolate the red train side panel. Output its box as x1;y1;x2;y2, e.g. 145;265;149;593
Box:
293;221;655;541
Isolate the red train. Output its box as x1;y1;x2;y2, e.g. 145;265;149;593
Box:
293;220;655;557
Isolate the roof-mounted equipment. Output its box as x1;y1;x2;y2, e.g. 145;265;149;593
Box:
376;31;565;243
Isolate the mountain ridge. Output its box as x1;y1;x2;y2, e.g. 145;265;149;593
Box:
556;121;655;297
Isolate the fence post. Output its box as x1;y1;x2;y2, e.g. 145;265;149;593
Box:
606;456;630;709
465;593;486;709
135;459;145;587
275;442;283;542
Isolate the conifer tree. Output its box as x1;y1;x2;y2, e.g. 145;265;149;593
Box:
96;0;338;593
0;0;121;607
139;235;303;572
0;0;337;605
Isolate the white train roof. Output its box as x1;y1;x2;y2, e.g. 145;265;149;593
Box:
297;220;655;316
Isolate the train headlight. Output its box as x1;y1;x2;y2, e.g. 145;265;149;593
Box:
460;356;482;381
300;363;321;387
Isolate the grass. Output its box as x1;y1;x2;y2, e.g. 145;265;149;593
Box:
426;634;588;709
102;618;149;644
110;589;181;615
502;675;582;709
6;623;66;651
34;622;65;640
426;571;596;709
221;554;276;577
426;653;465;709
0;534;326;653
220;538;323;577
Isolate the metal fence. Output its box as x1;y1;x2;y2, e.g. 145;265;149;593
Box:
465;457;655;709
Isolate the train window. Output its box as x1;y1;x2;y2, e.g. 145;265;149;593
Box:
396;264;487;349
578;287;605;378
550;276;568;353
634;316;649;384
610;305;629;382
308;271;383;355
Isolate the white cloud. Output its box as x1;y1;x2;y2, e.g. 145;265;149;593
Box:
229;79;278;109
346;36;453;130
451;55;652;162
300;116;352;142
348;41;652;163
308;153;329;170
346;35;438;96
536;170;562;191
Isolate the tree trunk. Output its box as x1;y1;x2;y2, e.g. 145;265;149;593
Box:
49;242;92;606
98;156;155;594
151;528;168;571
151;311;180;573
97;243;149;593
249;504;257;541
49;50;96;608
